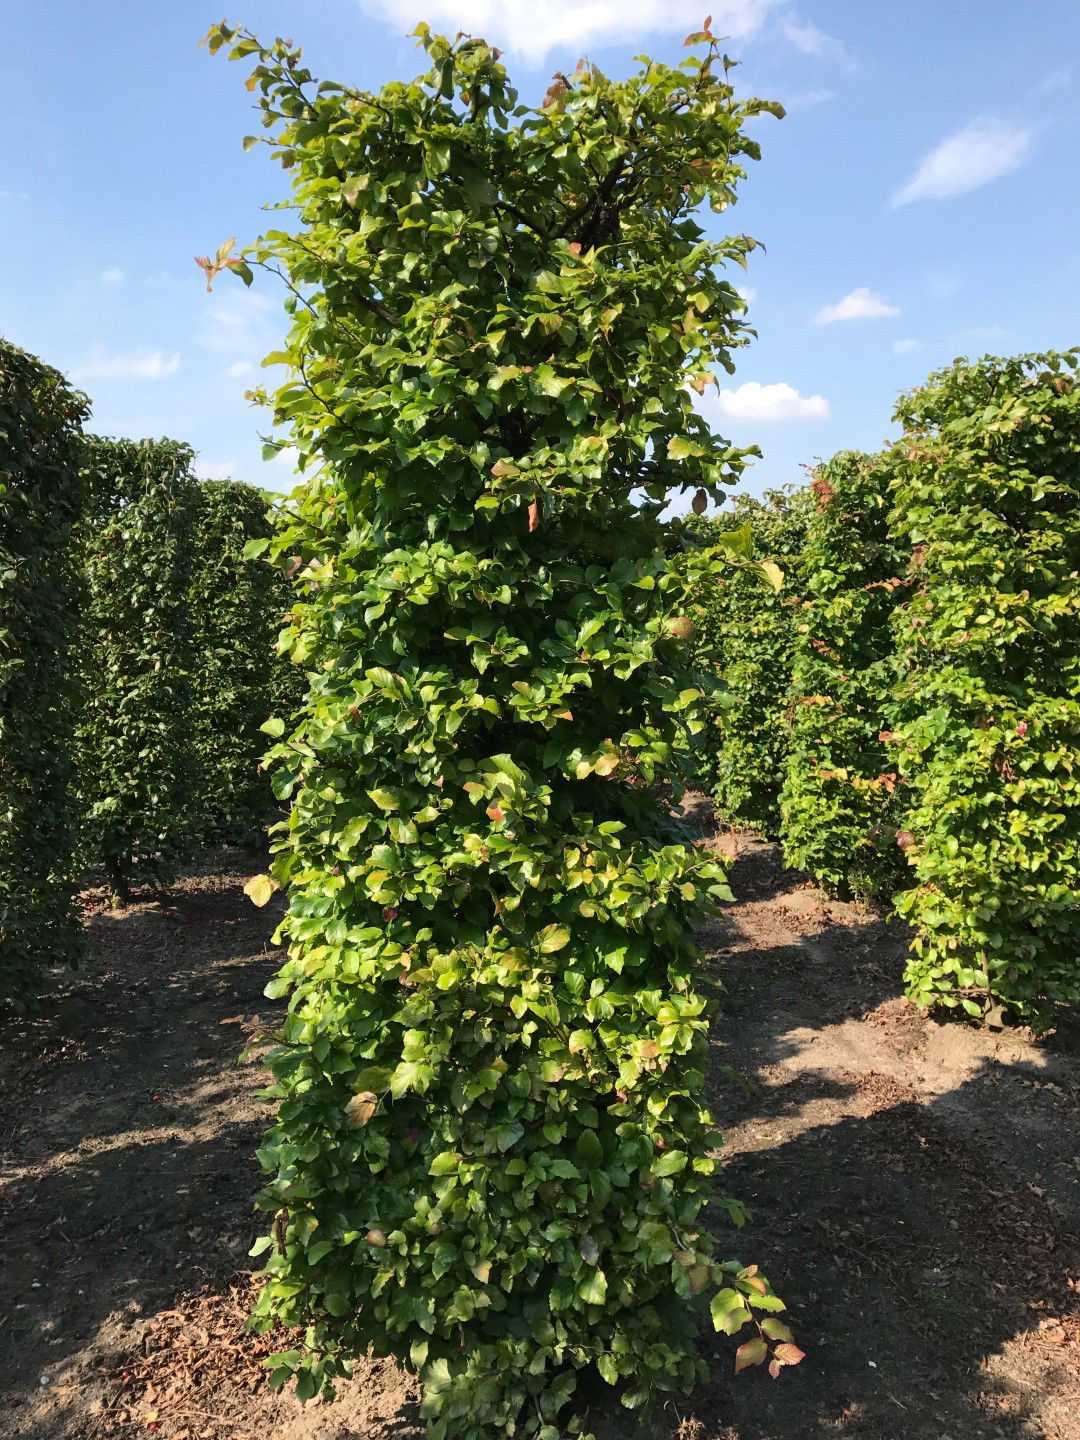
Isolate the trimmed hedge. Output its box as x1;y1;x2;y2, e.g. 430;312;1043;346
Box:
190;479;297;845
689;489;811;833
779;453;909;900
78;437;200;900
211;19;797;1437
889;351;1080;1020
0;339;89;1009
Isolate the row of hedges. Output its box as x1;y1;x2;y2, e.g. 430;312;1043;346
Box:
692;350;1080;1023
0;340;90;1009
684;490;811;833
889;353;1080;1019
1;378;304;1005
77;440;304;900
779;452;909;901
78;437;201;901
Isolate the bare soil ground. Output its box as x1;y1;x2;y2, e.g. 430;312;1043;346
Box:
1;809;1077;1440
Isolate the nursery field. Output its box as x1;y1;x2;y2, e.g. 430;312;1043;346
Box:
2;798;1077;1440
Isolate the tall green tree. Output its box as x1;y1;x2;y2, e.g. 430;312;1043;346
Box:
78;437;200;901
0;340;88;1009
210;20;798;1436
889;351;1080;1021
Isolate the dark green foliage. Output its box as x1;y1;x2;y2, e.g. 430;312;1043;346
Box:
78;437;200;900
209;20;798;1437
688;489;811;833
190;479;300;845
889;351;1080;1020
779;453;909;900
0;339;89;1009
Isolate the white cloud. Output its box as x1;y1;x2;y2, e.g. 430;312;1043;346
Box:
892;119;1033;207
274;445;300;468
359;0;777;63
892;338;921;355
72;348;181;382
704;381;828;423
101;268;124;287
779;14;856;71
226;360;256;379
814;287;901;325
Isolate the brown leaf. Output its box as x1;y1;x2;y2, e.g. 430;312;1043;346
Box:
346;1092;378;1128
691;488;707;515
527;501;540;533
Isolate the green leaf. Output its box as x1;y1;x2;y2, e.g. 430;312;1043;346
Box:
428;1151;462;1176
578;1268;607;1305
368;788;399;812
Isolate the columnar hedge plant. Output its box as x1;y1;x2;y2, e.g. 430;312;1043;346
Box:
78;437;200;901
779;452;909;900
0;340;89;1009
686;489;810;833
889;350;1080;1020
190;477;297;845
209;19;798;1436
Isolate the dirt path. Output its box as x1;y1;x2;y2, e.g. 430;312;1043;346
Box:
0;815;1076;1440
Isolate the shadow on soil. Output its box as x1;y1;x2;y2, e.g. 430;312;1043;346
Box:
1;826;1077;1440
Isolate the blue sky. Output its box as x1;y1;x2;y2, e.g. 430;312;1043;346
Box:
3;1;1077;500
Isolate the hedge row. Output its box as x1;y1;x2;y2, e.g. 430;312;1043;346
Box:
779;452;909;901
889;351;1080;1020
1;368;305;1005
0;340;89;1009
78;437;201;901
76;441;304;898
191;478;304;846
686;489;811;835
692;349;1080;1021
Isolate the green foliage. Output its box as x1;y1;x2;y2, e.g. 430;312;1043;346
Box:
190;479;302;844
779;453;909;900
888;351;1080;1020
0;339;89;1009
77;437;200;900
209;19;797;1435
686;489;811;833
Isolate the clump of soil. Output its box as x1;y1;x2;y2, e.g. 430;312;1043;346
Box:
1;816;1076;1440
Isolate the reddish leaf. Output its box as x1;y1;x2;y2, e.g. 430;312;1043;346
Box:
734;1337;767;1372
774;1343;805;1366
